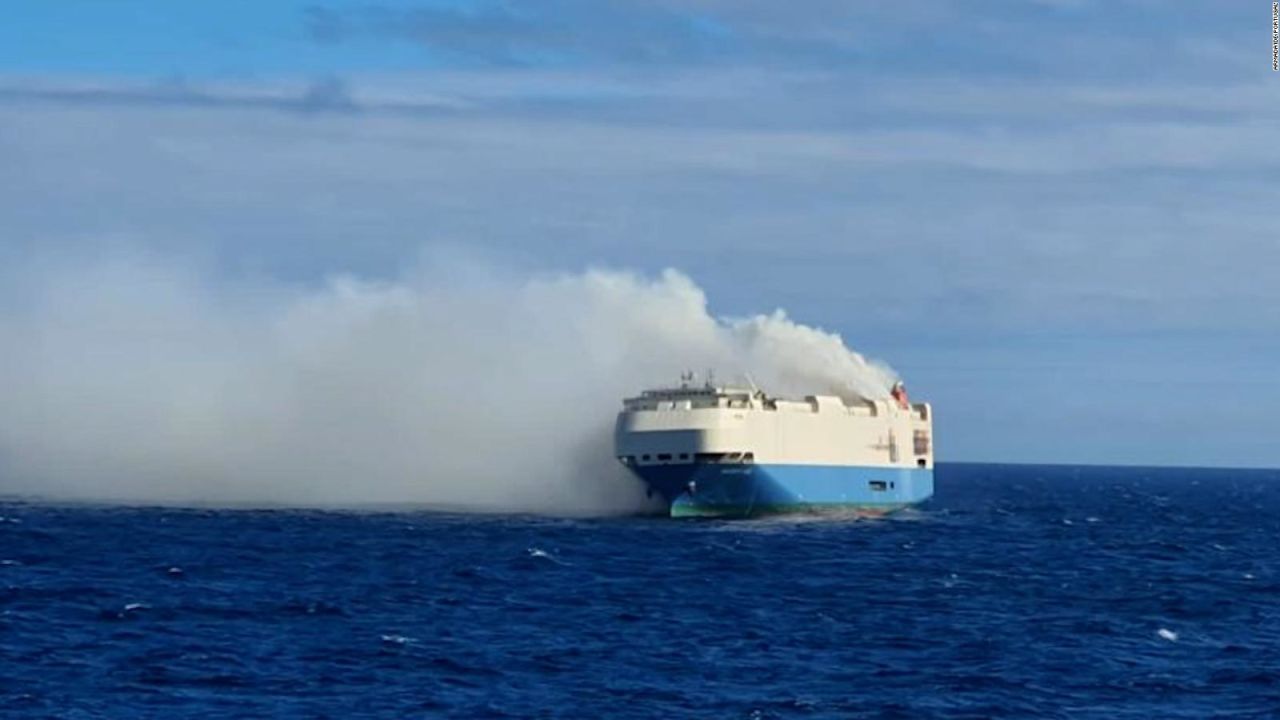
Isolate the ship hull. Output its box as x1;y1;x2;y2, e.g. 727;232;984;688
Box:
631;462;933;518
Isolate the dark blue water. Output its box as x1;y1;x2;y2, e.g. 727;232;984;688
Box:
3;463;1280;719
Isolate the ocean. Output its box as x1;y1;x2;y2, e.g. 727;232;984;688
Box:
2;463;1278;719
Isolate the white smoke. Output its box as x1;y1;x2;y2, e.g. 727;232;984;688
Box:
0;251;898;514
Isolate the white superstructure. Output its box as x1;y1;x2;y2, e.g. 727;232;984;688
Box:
615;381;933;470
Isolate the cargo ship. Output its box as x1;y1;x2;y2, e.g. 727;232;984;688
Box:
614;375;933;518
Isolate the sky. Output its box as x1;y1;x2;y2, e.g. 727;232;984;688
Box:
1;1;1277;470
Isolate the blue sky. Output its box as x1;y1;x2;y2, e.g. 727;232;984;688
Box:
1;1;1277;468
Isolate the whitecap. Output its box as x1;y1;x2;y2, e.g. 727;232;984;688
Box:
1157;628;1178;642
523;546;572;566
381;634;414;645
123;602;149;612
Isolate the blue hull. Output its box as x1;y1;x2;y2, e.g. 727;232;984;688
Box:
628;462;934;518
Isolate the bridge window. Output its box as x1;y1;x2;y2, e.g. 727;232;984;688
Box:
913;430;930;455
868;480;887;492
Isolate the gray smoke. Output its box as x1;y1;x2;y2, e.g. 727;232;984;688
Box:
0;251;898;514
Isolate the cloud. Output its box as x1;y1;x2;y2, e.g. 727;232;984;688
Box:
296;0;1260;81
0;75;466;115
2;70;1276;340
1;11;1277;469
305;1;735;67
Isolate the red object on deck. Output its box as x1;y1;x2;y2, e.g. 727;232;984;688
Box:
891;384;909;409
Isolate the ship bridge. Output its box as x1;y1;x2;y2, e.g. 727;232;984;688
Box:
623;384;762;413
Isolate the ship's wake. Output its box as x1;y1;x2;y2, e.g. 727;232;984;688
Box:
0;250;897;515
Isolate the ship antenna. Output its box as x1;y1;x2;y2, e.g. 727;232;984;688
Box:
744;371;760;395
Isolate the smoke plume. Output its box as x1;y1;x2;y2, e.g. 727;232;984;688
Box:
0;252;898;514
